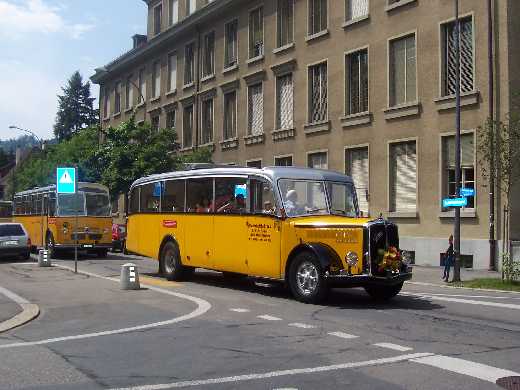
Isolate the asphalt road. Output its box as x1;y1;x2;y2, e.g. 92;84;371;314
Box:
0;253;519;390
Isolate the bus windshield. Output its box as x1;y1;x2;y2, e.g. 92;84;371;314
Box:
279;180;358;218
85;193;111;217
57;193;86;216
57;192;111;217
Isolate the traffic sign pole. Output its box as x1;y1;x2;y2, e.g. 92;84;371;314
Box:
74;166;78;274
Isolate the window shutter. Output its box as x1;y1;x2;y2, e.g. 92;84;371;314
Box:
445;17;473;95
347;148;369;214
310;63;327;122
248;84;263;135
391;142;417;211
277;74;293;130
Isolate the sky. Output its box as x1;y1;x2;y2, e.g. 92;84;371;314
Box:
0;0;146;141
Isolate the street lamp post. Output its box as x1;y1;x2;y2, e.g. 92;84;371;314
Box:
9;125;46;250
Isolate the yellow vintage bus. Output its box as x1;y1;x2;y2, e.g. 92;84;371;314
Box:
127;166;412;303
13;183;112;258
0;201;13;222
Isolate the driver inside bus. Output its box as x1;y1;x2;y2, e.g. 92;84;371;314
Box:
285;190;299;216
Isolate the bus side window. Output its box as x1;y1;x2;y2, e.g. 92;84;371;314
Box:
162;180;185;213
251;179;277;216
140;183;161;213
49;194;56;217
214;177;247;214
186;178;213;213
129;187;140;214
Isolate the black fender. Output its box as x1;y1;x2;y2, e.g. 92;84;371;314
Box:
285;243;343;280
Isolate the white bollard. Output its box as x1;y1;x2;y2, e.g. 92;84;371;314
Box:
120;263;140;290
38;250;51;267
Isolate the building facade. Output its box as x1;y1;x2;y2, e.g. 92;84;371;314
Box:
92;0;520;269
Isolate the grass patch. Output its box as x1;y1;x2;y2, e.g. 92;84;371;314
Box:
458;278;520;292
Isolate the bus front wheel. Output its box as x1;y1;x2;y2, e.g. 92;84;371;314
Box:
364;282;403;301
288;252;328;304
160;241;187;281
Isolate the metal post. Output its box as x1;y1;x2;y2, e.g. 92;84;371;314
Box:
74;166;78;274
487;0;496;271
453;0;462;282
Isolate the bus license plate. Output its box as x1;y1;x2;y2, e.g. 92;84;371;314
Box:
83;244;93;248
2;241;18;246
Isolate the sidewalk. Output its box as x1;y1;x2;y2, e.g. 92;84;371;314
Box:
0;293;21;324
410;265;501;285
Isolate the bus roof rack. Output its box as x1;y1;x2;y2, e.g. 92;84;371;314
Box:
182;163;245;170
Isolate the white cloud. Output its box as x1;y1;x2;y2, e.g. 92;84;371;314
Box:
0;0;94;40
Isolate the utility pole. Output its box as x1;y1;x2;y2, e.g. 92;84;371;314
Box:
452;0;462;283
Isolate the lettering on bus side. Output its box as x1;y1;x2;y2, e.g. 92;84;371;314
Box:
163;220;177;228
246;221;272;243
306;228;359;244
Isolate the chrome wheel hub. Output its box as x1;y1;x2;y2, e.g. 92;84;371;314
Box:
296;261;319;295
165;249;176;273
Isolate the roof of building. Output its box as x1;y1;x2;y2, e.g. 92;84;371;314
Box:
130;166;354;189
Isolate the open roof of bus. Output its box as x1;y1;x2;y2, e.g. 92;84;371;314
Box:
14;182;109;196
131;166;353;189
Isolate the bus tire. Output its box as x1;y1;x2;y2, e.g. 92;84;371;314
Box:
288;252;328;304
159;241;186;281
46;233;57;259
97;249;108;258
364;282;403;301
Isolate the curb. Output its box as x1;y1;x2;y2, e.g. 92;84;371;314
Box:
0;286;40;333
406;280;520;295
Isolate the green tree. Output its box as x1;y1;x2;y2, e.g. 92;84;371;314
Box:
53;71;98;142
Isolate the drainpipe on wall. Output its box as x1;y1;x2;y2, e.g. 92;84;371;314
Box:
488;0;496;271
194;25;202;150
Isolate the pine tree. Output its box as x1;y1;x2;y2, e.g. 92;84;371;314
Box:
53;71;99;141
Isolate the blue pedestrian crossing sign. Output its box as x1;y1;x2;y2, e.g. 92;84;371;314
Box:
442;197;468;208
56;167;76;194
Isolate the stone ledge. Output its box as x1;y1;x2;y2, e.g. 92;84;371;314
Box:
246;55;264;65
305;29;329;43
304;121;331;135
387;211;418;219
220;138;239;150
340;112;372;128
434;91;480;111
385;0;417;12
273;42;295;55
271;128;295;141
384;102;420;120
342;15;370;29
244;133;265;145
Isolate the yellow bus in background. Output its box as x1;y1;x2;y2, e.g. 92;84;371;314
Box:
13;183;112;258
0;201;12;222
127;166;412;303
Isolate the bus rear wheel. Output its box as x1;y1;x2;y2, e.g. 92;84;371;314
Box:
160;241;188;281
364;282;403;301
288;252;328;304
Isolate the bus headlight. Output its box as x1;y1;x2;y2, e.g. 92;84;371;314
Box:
345;251;359;267
62;227;68;234
401;251;411;265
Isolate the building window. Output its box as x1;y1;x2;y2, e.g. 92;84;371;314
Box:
308;62;327;123
308;0;327;36
202;32;215;77
346;49;368;115
345;147;369;215
249;7;264;59
346;0;368;22
308;151;328;169
276;73;293;130
275;155;293;166
248;83;263;135
167;53;177;92
166;109;176;129
186;0;196;15
247;160;262;168
201;98;213;144
103;87;110;118
223;91;237;140
224;20;238;69
153;4;162;35
184;43;194;85
442;133;475;209
389;140;417;212
114;81;121;114
277;0;293;48
183;104;193;148
152;61;161;99
125;75;134;110
389;34;416;107
169;0;178;25
151;115;160;132
138;68;146;103
441;16;474;96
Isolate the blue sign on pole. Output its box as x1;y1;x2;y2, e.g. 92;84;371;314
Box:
56;167;76;194
460;187;475;197
442;197;468;208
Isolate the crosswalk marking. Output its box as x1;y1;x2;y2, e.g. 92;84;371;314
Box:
327;331;359;340
373;343;413;352
257;315;283;321
288;323;317;329
229;308;250;313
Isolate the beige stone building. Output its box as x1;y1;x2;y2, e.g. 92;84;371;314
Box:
92;0;520;269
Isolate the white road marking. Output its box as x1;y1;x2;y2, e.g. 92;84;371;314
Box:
373;343;413;352
411;355;520;383
0;285;30;305
257;315;283;321
415;292;520;300
327;331;359;340
406;281;520;295
402;292;520;310
288;323;317;329
229;308;250;313
108;353;433;390
0;264;211;349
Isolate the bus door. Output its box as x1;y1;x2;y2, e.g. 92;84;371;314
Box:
138;183;162;258
246;178;282;278
212;177;249;274
184;178;214;268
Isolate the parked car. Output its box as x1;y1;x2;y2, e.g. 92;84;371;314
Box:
111;223;126;252
0;223;30;260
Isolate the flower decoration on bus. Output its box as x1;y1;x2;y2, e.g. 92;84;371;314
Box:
377;246;402;274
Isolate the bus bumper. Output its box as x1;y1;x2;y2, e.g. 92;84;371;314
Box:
55;243;112;251
325;270;412;288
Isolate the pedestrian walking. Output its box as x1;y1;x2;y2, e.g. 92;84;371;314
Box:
442;235;455;282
